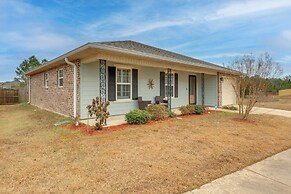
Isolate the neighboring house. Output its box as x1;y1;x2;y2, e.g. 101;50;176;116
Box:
0;80;21;89
26;40;237;119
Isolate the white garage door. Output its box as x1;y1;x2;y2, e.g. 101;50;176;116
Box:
222;77;237;106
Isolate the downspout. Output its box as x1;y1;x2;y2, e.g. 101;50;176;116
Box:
65;58;77;118
28;76;31;103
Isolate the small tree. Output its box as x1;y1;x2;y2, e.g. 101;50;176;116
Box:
86;96;110;130
229;53;282;120
15;56;47;83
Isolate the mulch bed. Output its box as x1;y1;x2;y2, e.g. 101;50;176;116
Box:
62;110;222;136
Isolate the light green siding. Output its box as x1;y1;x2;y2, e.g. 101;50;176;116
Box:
204;74;218;106
80;61;218;118
80;61;99;118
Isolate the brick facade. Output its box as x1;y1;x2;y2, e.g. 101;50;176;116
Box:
30;61;80;117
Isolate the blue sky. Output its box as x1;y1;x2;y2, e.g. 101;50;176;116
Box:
1;0;291;82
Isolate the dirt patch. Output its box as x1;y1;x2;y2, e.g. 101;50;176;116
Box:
1;105;291;193
232;117;256;123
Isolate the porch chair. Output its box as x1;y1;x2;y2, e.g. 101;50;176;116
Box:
138;97;151;110
155;96;168;107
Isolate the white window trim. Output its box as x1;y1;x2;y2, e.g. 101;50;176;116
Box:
165;73;175;98
116;67;132;101
58;68;64;88
44;73;49;88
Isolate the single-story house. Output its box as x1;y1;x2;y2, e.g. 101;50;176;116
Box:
26;40;237;119
0;80;21;89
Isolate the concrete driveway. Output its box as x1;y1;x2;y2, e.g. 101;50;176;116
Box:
250;107;291;118
186;148;291;194
216;106;291;118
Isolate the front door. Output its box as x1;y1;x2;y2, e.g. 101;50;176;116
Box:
189;75;196;104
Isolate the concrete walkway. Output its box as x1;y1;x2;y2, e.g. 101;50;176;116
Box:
80;115;126;127
185;149;291;194
80;108;183;127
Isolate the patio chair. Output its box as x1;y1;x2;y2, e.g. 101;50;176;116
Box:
155;96;168;107
138;97;151;110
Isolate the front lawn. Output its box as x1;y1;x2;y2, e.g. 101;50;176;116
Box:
0;104;291;193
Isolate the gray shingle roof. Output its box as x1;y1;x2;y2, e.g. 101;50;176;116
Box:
95;40;227;71
27;40;235;75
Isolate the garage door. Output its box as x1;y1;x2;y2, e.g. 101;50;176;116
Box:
222;77;237;106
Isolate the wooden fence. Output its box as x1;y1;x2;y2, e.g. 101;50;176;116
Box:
0;89;19;104
19;85;29;103
279;89;291;96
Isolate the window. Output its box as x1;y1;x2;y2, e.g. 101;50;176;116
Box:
165;73;175;97
116;68;131;99
58;69;64;87
44;73;49;88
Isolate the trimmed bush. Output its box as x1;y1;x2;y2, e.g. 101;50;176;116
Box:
222;105;238;110
179;105;195;115
146;104;169;121
193;105;205;114
125;110;151;124
168;111;177;118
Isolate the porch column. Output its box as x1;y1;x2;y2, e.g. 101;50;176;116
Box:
99;59;106;103
166;68;172;111
201;73;205;106
217;72;222;107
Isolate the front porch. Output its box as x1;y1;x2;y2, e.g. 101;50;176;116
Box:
79;58;221;119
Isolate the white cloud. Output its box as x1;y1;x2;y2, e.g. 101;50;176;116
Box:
206;0;291;21
3;31;77;51
271;30;291;49
0;0;41;15
281;30;291;42
83;0;291;38
277;55;291;63
0;56;19;66
197;52;246;59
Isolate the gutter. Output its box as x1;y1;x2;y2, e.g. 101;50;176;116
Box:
28;76;31;103
64;58;77;119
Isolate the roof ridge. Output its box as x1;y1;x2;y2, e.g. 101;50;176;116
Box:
95;40;227;69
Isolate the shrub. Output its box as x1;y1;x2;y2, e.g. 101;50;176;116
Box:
222;105;238;110
146;104;169;120
193;105;205;114
168;111;177;118
86;96;110;130
179;105;195;115
125;110;151;124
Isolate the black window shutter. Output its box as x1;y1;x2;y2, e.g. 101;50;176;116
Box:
175;73;178;98
160;72;165;98
132;69;138;100
108;66;116;101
